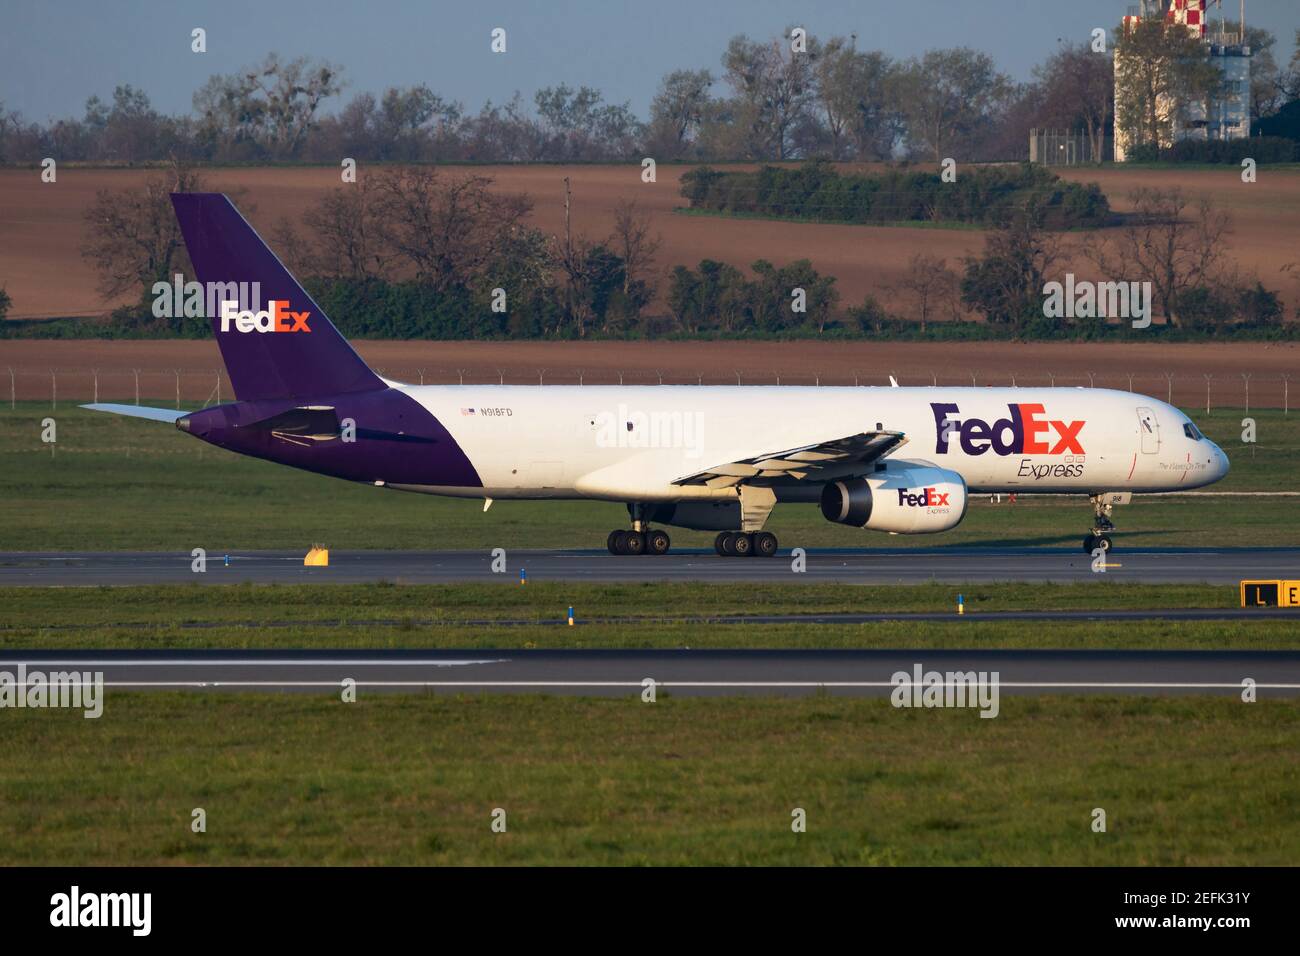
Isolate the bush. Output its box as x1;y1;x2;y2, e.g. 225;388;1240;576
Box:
1126;136;1297;164
679;161;1112;229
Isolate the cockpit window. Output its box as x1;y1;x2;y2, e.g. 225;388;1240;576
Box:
1183;423;1204;441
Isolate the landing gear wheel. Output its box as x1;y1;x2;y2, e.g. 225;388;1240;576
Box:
731;532;753;556
1082;533;1113;554
622;531;646;555
607;530;622;555
716;532;737;556
753;531;778;557
647;529;671;555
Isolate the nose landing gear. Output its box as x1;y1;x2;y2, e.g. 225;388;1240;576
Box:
1082;494;1117;554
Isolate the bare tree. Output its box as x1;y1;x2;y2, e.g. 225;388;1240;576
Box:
1088;188;1232;326
374;167;531;291
609;200;662;299
895;253;958;332
193;54;344;159
81;160;206;300
300;179;393;279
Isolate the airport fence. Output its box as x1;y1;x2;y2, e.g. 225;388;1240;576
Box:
1;366;1294;414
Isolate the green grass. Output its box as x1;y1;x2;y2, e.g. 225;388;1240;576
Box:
3;620;1295;651
4;693;1295;865
0;580;1252;625
0;582;1292;650
1;404;1297;551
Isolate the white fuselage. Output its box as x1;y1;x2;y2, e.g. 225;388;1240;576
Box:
389;385;1229;502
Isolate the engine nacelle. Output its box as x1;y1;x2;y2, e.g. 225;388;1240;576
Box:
819;465;968;534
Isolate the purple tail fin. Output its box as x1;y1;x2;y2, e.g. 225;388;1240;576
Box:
171;193;384;401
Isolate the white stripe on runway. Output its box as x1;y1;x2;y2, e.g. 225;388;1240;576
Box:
0;658;509;666
66;680;1300;690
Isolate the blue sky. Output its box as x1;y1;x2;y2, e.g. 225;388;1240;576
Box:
3;0;1296;121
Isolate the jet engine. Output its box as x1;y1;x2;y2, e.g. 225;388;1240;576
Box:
819;465;967;534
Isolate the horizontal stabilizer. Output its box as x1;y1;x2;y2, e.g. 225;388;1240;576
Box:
81;403;188;423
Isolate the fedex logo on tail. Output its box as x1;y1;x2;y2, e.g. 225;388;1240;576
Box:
219;300;311;334
931;402;1084;456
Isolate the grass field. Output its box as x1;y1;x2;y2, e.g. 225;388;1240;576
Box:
1;403;1297;551
4;693;1295;865
0;581;1292;650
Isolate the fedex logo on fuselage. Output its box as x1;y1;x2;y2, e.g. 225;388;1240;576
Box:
931;402;1084;456
219;300;311;334
898;487;949;507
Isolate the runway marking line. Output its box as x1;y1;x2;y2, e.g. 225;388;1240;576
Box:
0;658;508;666
71;680;1300;690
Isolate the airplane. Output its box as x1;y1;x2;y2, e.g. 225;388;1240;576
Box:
84;193;1230;557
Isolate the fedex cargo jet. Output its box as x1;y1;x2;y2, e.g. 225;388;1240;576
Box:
85;194;1229;557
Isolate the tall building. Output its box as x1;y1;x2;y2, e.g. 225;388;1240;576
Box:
1114;0;1252;161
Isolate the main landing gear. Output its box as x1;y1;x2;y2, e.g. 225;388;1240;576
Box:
607;528;671;555
607;503;672;555
714;531;779;558
1082;494;1116;554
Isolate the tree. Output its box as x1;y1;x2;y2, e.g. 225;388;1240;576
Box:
1033;43;1114;162
534;84;640;160
0;285;10;321
300;179;393;279
194;54;343;159
609;200;661;301
961;206;1062;334
1087;187;1231;326
82;85;174;163
807;39;899;160
376;85;461;160
647;69;714;158
81;161;206;302
373;167;531;292
892;48;1013;162
1114;18;1223;152
477;225;558;335
896;253;959;332
722;32;817;159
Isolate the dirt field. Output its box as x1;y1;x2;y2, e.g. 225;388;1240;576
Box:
5;339;1297;408
2;163;1298;321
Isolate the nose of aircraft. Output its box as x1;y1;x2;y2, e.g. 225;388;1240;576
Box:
1212;441;1230;480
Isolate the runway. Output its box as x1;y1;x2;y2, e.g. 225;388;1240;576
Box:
3;649;1297;697
2;546;1299;586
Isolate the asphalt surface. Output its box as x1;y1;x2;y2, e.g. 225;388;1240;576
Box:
3;649;1296;697
3;546;1300;585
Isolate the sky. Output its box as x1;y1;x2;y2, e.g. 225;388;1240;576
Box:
2;0;1297;122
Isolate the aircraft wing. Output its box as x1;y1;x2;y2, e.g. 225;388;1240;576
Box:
673;430;907;488
81;403;188;423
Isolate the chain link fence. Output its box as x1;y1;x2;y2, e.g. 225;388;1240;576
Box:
4;366;1293;414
